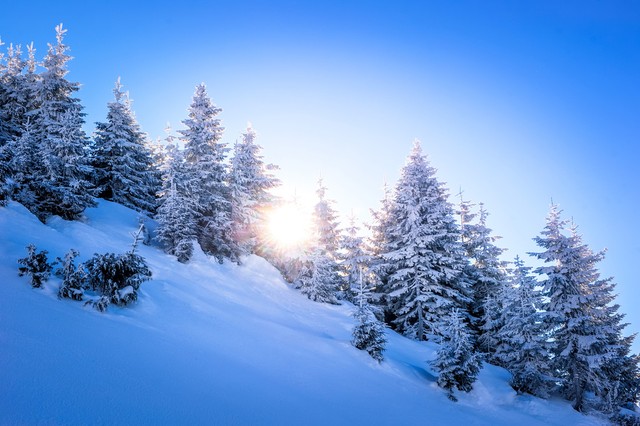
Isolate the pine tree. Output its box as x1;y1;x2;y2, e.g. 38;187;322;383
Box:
294;179;343;302
381;140;469;341
179;83;233;262
155;147;199;263
351;266;387;362
531;205;628;412
297;248;340;304
18;244;53;288
25;24;94;221
340;215;371;302
229;124;280;256
431;308;482;401
494;256;552;396
55;248;86;300
91;78;160;214
367;183;395;321
459;199;507;354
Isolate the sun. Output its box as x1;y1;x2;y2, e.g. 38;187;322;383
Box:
266;203;311;250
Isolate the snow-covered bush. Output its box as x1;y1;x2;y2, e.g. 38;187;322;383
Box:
84;251;151;311
17;244;53;288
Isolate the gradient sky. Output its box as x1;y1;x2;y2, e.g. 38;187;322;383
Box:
2;1;639;350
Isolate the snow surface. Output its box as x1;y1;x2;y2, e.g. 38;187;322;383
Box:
0;200;608;425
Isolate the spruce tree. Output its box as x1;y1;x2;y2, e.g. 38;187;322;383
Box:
26;24;94;221
294;179;343;302
459;199;507;354
381;140;469;341
179;83;233;262
18;244;53;288
155;147;199;263
229;124;280;256
340;215;371;302
55;249;86;300
91;78;160;214
531;205;630;412
495;256;552;396
297;248;340;304
431;308;482;401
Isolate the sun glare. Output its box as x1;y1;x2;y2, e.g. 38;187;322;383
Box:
266;203;311;249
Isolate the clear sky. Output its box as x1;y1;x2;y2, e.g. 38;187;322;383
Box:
2;1;639;349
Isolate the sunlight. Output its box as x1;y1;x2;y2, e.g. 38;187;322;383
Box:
266;203;311;250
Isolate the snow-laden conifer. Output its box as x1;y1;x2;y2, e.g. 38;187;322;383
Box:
294;179;343;302
494;256;552;396
91;78;160;214
340;215;371;302
351;267;387;362
431;308;482;401
24;24;94;221
18;244;53;288
297;248;340;305
531;205;631;412
229;124;280;256
459;199;507;353
179;83;234;262
55;249;86;300
155;147;199;263
382;140;469;341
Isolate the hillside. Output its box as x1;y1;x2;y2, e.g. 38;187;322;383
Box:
0;200;607;425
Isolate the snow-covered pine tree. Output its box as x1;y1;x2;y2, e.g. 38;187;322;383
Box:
382;140;469;341
494;256;552;397
313;178;341;258
340;214;371;302
155;147;199;263
351;266;387;362
459;199;508;355
18;244;53;288
179;83;234;262
367;183;395;321
431;308;482;401
25;24;94;221
297;248;340;304
294;179;343;302
55;248;86;300
531;205;628;412
91;78;160;214
229;124;280;257
0;42;31;204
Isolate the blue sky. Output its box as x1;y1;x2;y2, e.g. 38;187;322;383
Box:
2;1;639;348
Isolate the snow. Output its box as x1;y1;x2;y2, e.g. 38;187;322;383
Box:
0;200;608;425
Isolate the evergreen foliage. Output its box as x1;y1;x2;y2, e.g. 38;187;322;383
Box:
91;78;160;214
495;256;552;396
340;215;371;302
180;83;234;262
297;249;340;304
17;244;53;288
155;149;199;263
22;24;94;221
351;266;387;362
55;248;86;300
459;199;507;354
431;308;482;401
380;141;469;341
229;124;280;256
531;205;634;412
84;251;151;311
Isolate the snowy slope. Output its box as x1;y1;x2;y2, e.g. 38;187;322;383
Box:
0;200;607;425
